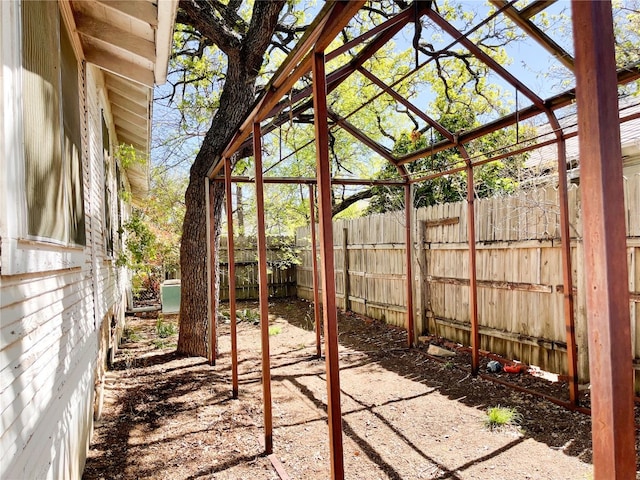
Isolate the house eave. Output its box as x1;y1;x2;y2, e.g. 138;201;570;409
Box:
68;0;177;200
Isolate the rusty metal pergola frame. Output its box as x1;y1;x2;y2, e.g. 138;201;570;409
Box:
203;1;639;478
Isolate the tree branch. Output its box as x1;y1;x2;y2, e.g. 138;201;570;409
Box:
178;0;242;56
242;1;287;75
332;187;376;216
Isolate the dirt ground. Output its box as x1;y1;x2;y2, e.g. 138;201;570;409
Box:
83;298;639;480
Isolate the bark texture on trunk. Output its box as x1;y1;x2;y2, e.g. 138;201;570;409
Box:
176;0;286;357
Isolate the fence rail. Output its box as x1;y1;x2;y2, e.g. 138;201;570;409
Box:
296;175;640;392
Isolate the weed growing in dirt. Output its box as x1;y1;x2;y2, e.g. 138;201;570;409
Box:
268;325;282;336
484;406;522;430
153;339;176;349
156;318;177;338
123;352;135;369
237;309;259;323
123;326;142;343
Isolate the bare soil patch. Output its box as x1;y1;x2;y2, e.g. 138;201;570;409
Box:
83;298;637;479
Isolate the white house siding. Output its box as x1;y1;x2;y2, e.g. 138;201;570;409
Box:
0;269;96;479
0;4;134;479
85;65;130;378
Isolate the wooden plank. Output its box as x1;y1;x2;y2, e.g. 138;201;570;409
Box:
205;179;215;365
433;317;568;352
253;122;273;455
75;12;156;62
106;90;148;117
116;131;146;151
111;104;147;126
345;243;406;250
347;271;405;280
84;47;154;87
224;158;239;398
428;275;553;293
342;228;350;311
572;3;636;477
96;0;158;27
632;268;638;380
268;454;291;480
112;114;148;138
309;186;322;358
427;240;555;250
313;51;343;480
425;217;459;228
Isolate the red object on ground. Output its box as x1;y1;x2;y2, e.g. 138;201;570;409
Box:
504;364;526;374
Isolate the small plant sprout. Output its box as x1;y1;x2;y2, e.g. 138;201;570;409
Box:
153;339;176;350
123;326;142;343
237;308;259;323
268;325;282;336
484;405;523;430
156;318;178;338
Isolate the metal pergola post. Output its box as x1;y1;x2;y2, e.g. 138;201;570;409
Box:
465;161;480;375
253;121;274;455
548;114;579;407
308;184;323;358
405;183;415;347
572;1;636;478
312;49;344;480
224;157;239;398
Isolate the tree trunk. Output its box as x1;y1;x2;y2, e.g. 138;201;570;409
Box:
177;64;257;357
177;116;250;358
177;0;284;357
175;0;289;357
177;169;224;357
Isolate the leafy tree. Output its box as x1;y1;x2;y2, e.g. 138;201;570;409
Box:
117;210;157;272
116;169;186;296
144;169;187;277
366;127;522;214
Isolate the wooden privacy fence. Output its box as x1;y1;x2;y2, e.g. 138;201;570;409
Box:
296;174;640;390
218;236;297;300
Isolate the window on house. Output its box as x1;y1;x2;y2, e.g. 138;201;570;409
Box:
22;1;85;245
102;114;114;256
115;164;123;252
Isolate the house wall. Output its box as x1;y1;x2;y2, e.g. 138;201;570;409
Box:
1;2;133;478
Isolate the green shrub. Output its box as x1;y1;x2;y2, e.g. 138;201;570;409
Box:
153;339;176;349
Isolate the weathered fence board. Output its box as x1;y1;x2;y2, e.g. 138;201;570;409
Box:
296;174;640;392
218;237;297;301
